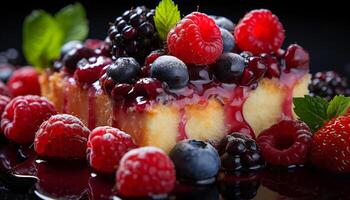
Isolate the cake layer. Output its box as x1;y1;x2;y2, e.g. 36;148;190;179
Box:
40;71;310;153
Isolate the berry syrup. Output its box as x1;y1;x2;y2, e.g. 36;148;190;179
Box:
109;66;308;140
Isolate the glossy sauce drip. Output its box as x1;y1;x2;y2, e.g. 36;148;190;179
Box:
108;68;308;140
280;68;309;120
87;86;97;130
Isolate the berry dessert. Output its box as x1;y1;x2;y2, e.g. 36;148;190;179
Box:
1;1;350;199
40;6;310;153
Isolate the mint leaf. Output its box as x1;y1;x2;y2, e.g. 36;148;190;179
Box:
327;95;350;119
154;0;181;41
55;2;88;43
23;10;63;68
293;95;329;132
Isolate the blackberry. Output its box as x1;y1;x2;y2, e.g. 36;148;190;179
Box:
216;133;264;171
108;6;162;64
309;71;350;101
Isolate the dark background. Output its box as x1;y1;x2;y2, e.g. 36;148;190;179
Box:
1;0;349;74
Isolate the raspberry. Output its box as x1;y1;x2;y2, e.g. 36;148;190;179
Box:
234;9;285;55
87;126;137;173
74;56;112;85
257;120;312;167
1;95;56;143
116;147;176;197
7;67;41;97
0;81;10;97
310;115;350;173
34;114;91;159
167;12;223;65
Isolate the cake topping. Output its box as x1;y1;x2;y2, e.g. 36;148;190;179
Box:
210;15;235;31
169;139;220;184
167;12;223;65
150;55;189;89
116;146;176;197
211;53;245;84
1;95;56;143
234;9;285;55
87;126;137;173
74;56;112;85
220;28;235;53
109;6;162;63
106;57;141;84
34;114;90;159
62;45;95;72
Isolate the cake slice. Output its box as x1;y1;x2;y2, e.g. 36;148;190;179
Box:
40;8;311;153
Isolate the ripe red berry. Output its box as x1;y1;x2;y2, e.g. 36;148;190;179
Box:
74;56;112;85
87;126;137;173
1;95;56;143
284;44;310;69
34;114;91;159
234;9;285;55
310;115;350;173
116;147;176;197
257;120;312;166
167;12;223;65
7;67;41;97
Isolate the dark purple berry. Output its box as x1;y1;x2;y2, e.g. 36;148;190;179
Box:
217;133;264;171
150;55;189;89
309;71;350;101
220;28;235;53
211;53;245;84
210;15;235;31
106;57;140;84
108;6;162;64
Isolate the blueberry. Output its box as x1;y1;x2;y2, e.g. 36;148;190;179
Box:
107;57;140;84
150;55;189;89
220;28;235;53
211;53;245;83
60;40;83;57
169;139;220;183
210;15;235;31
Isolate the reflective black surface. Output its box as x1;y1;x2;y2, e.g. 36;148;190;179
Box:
1;139;350;200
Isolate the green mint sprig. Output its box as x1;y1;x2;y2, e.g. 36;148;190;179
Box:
23;3;88;69
154;0;181;41
293;95;350;132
